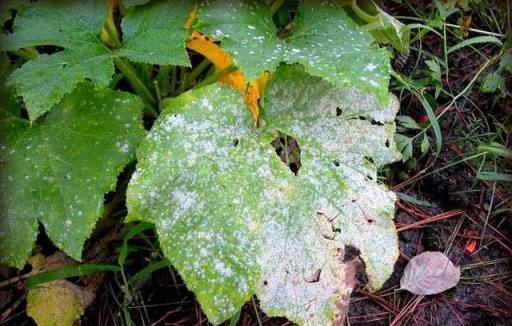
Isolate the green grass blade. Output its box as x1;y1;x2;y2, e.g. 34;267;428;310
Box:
478;142;512;159
128;259;171;286
414;92;442;153
118;222;154;267
27;264;121;289
447;36;503;54
396;192;437;207
477;172;512;182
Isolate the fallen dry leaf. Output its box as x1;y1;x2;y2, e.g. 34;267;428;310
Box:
26;253;95;326
400;251;460;295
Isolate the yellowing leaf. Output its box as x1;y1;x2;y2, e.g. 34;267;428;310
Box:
187;31;270;125
27;280;93;326
26;253;94;326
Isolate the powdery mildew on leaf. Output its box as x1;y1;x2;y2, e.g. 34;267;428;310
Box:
0;0;193;121
127;65;400;325
196;0;390;104
0;83;144;268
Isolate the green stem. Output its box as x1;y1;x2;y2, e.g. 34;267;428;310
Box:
193;65;236;90
362;20;384;32
442;23;449;83
185;59;211;89
24;47;39;58
11;49;38;60
170;66;178;94
114;58;157;112
104;19;157;116
351;0;378;24
154;80;162;107
156;65;172;96
270;0;286;16
177;67;188;94
103;22;122;49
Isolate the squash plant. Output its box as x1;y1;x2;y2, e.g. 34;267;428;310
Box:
0;0;402;325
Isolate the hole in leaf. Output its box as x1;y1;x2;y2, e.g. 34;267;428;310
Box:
36;45;65;55
273;0;300;38
343;245;361;263
364;156;374;164
342;247;369;286
336;107;343;116
271;132;301;175
304;269;321;283
354;116;383;126
385;139;390;148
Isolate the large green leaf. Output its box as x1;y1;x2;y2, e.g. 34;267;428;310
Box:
0;0;192;121
0;83;144;268
127;65;400;325
118;0;192;66
0;0;107;50
196;0;390;104
8;48;113;120
0;52;20;117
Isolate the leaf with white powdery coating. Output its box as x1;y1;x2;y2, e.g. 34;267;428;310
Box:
196;0;390;104
0;83;144;268
127;65;400;325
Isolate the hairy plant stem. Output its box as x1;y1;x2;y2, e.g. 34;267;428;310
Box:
177;67;188;94
170;66;178;94
351;0;378;23
104;22;158;116
156;65;172;96
11;49;37;60
185;58;211;89
192;65;237;90
114;58;158;117
270;0;286;16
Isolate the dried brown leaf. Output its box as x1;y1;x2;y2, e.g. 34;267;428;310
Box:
400;251;460;295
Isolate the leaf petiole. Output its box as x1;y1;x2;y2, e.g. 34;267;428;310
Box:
104;20;158;116
184;58;212;90
192;65;237;90
114;57;158;117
